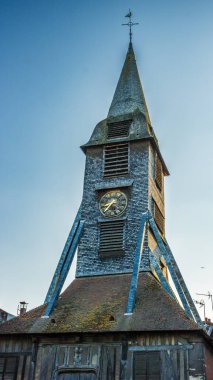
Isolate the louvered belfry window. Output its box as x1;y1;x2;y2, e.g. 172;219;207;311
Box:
155;155;163;191
104;143;129;178
153;201;165;235
99;220;124;258
107;119;131;139
150;197;165;235
133;351;160;380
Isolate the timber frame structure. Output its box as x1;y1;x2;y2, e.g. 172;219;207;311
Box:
43;208;201;326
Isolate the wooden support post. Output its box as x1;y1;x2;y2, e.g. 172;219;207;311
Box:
44;220;84;317
125;212;147;315
43;205;85;317
148;212;194;320
149;251;175;300
164;239;202;325
44;206;82;304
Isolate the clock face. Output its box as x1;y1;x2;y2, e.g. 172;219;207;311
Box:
99;190;127;218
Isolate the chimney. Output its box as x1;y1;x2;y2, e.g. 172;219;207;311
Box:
205;317;212;324
17;301;28;316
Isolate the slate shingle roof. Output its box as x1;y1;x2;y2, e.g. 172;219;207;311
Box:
108;42;151;122
0;273;199;335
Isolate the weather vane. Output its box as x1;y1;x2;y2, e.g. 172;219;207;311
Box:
122;9;139;43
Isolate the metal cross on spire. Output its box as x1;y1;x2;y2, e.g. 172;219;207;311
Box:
122;9;139;43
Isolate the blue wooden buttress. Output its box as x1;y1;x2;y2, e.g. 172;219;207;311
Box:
125;211;202;325
44;205;201;325
44;206;84;317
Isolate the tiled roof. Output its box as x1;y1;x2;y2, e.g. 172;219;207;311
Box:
0;273;199;335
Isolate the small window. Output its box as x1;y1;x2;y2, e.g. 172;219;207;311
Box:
155;156;162;191
99;220;124;258
104;143;129;178
133;351;160;380
150;198;165;235
0;356;18;380
107;120;131;139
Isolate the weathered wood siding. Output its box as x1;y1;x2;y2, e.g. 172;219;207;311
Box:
205;344;213;380
34;343;121;380
0;336;34;379
0;332;211;379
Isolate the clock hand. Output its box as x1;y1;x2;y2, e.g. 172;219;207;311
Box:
104;200;116;212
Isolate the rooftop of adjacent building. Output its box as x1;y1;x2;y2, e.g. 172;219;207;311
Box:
0;308;15;324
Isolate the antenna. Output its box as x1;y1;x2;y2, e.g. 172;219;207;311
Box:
196;292;213;312
194;299;206;320
122;9;139;43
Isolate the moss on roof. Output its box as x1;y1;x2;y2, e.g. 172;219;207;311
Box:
0;273;199;335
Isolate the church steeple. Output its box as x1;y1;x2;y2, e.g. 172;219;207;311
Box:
108;42;151;126
41;33;200;325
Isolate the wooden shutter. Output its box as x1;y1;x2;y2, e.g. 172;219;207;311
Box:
133;351;160;380
154;202;165;235
107;120;131;139
150;197;165;235
155;156;162;191
104;143;129;178
99;220;124;258
0;356;18;380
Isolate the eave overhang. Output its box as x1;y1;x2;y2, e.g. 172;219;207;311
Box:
81;111;169;176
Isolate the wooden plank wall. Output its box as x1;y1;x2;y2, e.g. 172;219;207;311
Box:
0;332;210;379
0;336;33;380
34;343;121;380
125;333;206;380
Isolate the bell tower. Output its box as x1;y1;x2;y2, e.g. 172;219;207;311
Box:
41;14;201;324
2;14;212;380
76;42;169;277
42;33;201;325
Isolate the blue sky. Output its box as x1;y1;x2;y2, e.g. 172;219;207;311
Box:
1;0;213;319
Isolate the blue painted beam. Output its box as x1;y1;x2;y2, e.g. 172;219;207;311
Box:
44;220;85;317
164;239;202;325
44;206;82;304
125;212;147;315
148;211;194;320
149;251;175;300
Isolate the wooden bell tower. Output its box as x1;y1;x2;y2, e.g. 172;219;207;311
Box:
1;11;213;380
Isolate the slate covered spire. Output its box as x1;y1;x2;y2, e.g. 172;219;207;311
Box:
108;42;151;124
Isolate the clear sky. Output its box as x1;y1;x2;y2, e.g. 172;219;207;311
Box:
1;0;213;320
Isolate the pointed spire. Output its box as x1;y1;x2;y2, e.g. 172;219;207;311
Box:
108;43;151;125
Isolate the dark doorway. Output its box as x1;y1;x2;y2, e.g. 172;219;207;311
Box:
133;351;160;380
